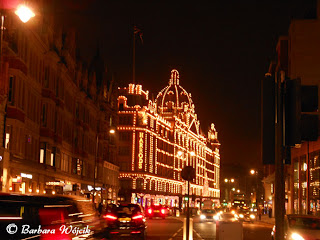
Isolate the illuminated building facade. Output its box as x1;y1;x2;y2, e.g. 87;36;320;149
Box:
117;69;220;208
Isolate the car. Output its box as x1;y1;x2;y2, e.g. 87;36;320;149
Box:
235;208;256;223
146;204;167;219
271;214;320;240
103;203;147;239
219;212;239;222
0;192;105;240
199;208;218;222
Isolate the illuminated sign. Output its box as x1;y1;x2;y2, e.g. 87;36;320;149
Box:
21;173;32;179
46;181;64;186
138;132;144;169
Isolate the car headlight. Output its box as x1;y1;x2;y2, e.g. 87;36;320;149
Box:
250;214;255;219
231;210;235;214
200;214;206;220
214;215;219;220
291;233;304;240
239;214;244;218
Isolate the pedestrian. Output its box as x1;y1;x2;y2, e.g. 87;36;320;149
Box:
258;207;262;220
98;202;103;216
268;207;272;218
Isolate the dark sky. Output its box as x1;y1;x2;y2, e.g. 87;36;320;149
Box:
56;0;317;176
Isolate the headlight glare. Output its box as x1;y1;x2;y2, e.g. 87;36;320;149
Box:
200;214;206;220
250;214;255;219
291;233;304;240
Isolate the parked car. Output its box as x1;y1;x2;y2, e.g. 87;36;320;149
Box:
271;214;320;240
146;204;167;219
103;203;147;239
199;209;218;222
0;193;105;240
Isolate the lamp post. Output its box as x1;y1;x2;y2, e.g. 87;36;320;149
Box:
0;4;35;192
224;178;235;204
250;169;259;207
93;127;116;205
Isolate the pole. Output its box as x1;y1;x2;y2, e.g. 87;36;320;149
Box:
186;180;190;240
93;134;98;205
307;141;310;214
0;13;4;57
275;71;285;240
133;26;135;84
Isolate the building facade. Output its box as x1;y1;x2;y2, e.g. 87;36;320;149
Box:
0;4;119;204
117;69;220;208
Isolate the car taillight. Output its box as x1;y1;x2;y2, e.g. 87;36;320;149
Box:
132;214;143;220
148;209;152;214
103;214;117;220
161;209;165;214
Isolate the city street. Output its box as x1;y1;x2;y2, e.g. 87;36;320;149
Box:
146;216;273;240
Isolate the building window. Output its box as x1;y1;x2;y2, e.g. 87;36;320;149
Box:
119;146;130;156
8;76;15;105
43;66;49;88
40;142;46;163
41;104;47;127
119;132;131;142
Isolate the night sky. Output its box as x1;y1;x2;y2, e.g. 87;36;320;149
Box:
55;0;317;177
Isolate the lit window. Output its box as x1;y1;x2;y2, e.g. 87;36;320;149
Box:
40;149;44;163
5;133;10;149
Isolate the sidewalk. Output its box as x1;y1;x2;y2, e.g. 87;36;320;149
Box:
257;214;275;225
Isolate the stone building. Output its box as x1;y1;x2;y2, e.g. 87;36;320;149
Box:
0;2;119;204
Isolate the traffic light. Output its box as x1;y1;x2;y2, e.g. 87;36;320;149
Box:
262;74;275;165
285;78;301;146
301;85;318;141
285;79;318;145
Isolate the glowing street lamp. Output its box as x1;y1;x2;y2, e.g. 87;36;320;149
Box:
15;5;35;23
250;169;256;175
231;178;235;183
109;129;115;134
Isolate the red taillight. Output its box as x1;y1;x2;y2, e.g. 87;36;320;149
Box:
148;209;152;214
131;231;141;234
132;214;143;220
103;214;117;220
161;209;165;214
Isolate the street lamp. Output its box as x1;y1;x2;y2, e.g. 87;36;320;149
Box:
249;169;259;207
15;5;35;23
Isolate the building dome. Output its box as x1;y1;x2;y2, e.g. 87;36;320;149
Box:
155;69;194;115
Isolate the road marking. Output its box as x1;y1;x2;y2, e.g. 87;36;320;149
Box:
169;226;183;240
194;229;204;240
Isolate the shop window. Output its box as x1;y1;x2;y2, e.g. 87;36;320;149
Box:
136;178;144;190
120;179;132;190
